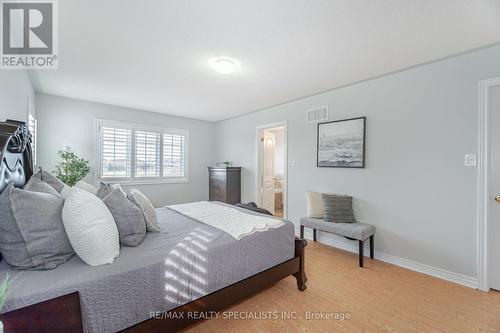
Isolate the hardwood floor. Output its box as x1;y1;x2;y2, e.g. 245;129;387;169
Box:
185;241;500;332
274;208;284;218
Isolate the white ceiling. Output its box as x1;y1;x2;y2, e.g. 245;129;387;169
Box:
31;0;500;122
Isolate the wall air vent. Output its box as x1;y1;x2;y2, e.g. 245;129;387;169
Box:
306;105;329;123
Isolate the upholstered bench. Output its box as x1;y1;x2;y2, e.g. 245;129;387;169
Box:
300;217;376;267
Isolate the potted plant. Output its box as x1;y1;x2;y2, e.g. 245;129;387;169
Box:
53;146;91;186
0;274;12;333
0;274;22;333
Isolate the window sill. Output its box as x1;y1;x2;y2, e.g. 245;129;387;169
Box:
97;178;190;186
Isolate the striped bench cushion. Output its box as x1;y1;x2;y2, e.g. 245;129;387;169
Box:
321;193;356;223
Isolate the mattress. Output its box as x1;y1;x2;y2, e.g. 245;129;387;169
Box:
0;203;295;333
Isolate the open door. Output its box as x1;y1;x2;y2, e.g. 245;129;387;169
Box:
489;83;500;291
256;123;287;218
260;131;276;214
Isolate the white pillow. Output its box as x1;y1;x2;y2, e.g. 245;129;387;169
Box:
62;187;120;266
74;180;98;195
306;191;324;218
60;184;72;199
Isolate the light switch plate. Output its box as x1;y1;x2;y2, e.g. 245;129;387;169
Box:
288;159;296;167
464;154;477;167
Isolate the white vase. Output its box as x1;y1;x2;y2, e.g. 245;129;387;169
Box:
0;320;3;333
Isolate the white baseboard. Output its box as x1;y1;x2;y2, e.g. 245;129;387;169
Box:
301;229;478;289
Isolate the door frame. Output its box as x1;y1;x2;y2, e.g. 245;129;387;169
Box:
255;121;288;218
478;77;500;291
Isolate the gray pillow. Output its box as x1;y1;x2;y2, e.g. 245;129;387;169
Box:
0;183;75;270
30;167;65;193
128;189;160;233
321;193;356;223
96;183;113;199
101;188;146;247
24;175;60;195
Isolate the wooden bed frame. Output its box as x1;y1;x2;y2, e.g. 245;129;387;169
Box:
0;120;308;333
0;239;307;333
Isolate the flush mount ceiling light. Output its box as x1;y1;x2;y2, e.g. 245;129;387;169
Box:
209;57;239;75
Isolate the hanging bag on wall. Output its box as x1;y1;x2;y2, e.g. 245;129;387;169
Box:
0;119;34;194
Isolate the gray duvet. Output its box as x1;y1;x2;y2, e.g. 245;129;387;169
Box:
0;204;295;333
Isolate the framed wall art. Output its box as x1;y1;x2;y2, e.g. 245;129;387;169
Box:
317;117;366;168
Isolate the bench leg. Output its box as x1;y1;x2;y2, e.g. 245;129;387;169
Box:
359;240;364;267
300;225;304;238
370;235;374;259
313;229;317;242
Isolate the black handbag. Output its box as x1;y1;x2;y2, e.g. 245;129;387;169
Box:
0;119;34;194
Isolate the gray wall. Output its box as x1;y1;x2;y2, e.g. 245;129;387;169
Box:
215;45;500;279
36;94;216;207
4;45;500;280
0;70;35;122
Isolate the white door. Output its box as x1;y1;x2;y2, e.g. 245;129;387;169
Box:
261;131;275;214
489;83;500;291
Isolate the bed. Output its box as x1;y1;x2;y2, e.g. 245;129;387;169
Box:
0;120;307;333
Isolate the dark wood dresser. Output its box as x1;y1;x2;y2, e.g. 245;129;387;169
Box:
208;167;241;204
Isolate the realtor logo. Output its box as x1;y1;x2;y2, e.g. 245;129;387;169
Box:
1;0;58;69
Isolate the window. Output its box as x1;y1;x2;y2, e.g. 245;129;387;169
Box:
101;126;132;178
96;120;188;184
163;133;185;177
135;130;160;177
28;114;37;166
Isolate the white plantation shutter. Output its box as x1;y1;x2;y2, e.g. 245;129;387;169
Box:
101;126;132;178
163;133;185;177
135;130;161;177
97;120;188;183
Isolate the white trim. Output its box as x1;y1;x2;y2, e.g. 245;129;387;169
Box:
27;96;37;166
255;121;288;218
106;179;190;186
302;230;478;289
93;119;99;183
94;118;189;186
94;118;188;136
477;77;500;291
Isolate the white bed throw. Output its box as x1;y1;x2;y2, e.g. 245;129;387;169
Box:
167;201;284;240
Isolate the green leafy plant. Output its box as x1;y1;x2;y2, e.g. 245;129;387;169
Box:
53;146;91;186
0;275;11;311
0;273;22;312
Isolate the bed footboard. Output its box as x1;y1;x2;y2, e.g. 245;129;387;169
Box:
0;238;307;333
0;292;83;333
294;237;308;291
123;237;308;332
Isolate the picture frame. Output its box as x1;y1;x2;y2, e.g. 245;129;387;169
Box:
317;117;366;168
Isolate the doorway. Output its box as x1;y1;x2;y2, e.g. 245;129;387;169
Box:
487;79;500;291
479;77;500;291
256;122;287;218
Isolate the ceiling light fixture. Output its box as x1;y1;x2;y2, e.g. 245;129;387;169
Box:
209;57;239;75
